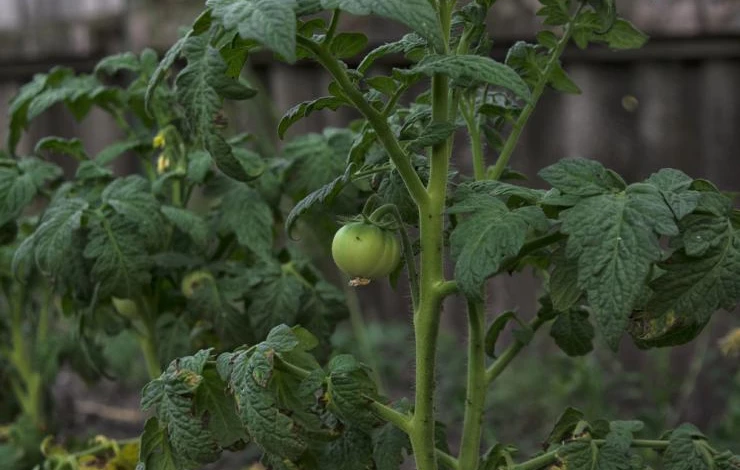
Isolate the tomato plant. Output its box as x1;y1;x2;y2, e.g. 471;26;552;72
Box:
1;0;740;469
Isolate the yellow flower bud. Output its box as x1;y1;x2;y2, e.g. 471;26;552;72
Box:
153;131;166;149
156;154;171;174
719;328;740;358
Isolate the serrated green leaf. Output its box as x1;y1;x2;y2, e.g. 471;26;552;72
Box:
539;158;625;196
450;188;548;300
226;346;307;459
645;168;700;220
319;427;374;470
358;33;426;74
13;198;88;279
559;440;599;470
321;0;441;51
206;133;265;182
7;73;49;155
138;417;178;470
208;0;298;63
402;54;531;101
373;401;412;470
558;183;677;350
484;311;520;358
76;160;113;181
102;176;164;246
0;159;61;226
247;265;305;339
194;367;245;447
548;407;585;444
219;183;273;256
550;309;595;357
549;62;581;94
161;206;209;249
549;249;582;312
537;31;559;49
537;0;571;26
278;96;347;139
646;196;740;323
146;36;187;116
593;19;648;50
330;32;369;58
283;129;353;198
663;424;712;470
285;163;353;238
141;361;219;468
327;354;379;430
84;214;152;298
34;136;88;160
95;52;141;75
405;121;457;152
176;36;223;140
95;138;147;165
628;309;709;350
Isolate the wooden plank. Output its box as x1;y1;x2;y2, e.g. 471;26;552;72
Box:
698;60;740;190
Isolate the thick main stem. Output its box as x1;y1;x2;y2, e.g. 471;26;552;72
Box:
409;72;450;470
458;300;487;469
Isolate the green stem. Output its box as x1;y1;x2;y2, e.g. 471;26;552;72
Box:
368;204;420;309
296;36;429;208
382;83;409;118
342;279;387;394
512;439;670;470
488;5;582;181
273;356;459;468
171;179;183;207
352;164;393;180
35;287;52;352
461;99;485;180
324;9;341;44
458;300;487;469
69;437;141;458
135;298;162;380
409;70;450;470
485;316;547;384
138;332;162;380
8;287;43;428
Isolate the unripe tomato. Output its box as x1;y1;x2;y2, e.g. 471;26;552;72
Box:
181;270;216;298
111;297;139;319
331;222;401;280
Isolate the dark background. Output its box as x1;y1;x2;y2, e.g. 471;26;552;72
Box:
0;0;738;462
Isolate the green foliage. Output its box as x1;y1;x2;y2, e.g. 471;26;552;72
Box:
2;1;738;470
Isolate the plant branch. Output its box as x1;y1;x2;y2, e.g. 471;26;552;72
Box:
296;35;429;208
488;4;583;180
511;439;671;470
485;315;547;384
368;204;420;309
273;355;458;466
435;280;458;299
461;98;485;180
341;277;387;394
324;9;341;44
458;300;487;469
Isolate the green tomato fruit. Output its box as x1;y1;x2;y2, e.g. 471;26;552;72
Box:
181;270;216;298
331;222;401;280
111;297;139;319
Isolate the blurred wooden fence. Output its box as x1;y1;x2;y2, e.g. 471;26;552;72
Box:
1;0;739;380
